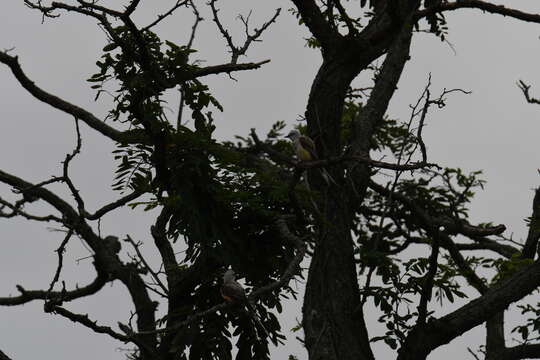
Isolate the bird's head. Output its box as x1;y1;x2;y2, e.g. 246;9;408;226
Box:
222;269;236;282
286;129;301;141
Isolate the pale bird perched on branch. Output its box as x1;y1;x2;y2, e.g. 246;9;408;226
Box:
220;269;275;344
286;129;335;184
286;129;319;162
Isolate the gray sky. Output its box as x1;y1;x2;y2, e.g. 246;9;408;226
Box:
1;1;540;359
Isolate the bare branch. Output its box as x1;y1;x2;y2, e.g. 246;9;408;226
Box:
302;155;438;171
45;304;131;343
0;51;128;143
0;350;12;360
517;80;540;105
63;119;85;215
236;8;281;62
416;1;540;24
125;235;169;296
0;272;107;306
0;168;81;227
142;0;189;31
192;59;271;78
209;0;281;63
0;196;63;223
73;1;123;17
47;229;74;293
85;190;144;220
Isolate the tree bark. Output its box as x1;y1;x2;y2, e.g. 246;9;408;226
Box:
302;56;374;360
300;4;418;359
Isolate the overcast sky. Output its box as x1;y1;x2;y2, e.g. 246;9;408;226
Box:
1;1;540;359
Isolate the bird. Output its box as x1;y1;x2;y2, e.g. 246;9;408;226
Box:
286;129;335;184
220;269;274;344
286;129;319;162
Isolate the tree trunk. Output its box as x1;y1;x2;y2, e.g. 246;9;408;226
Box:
302;57;374;360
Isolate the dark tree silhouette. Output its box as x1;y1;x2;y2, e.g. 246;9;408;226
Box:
1;1;540;360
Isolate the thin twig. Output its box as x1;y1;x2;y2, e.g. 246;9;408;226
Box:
62;118;85;215
47;229;74;294
142;0;189;31
125;235;169;295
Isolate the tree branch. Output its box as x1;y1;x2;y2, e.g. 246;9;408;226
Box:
416;1;540;24
0;272;108;306
45;304;131;343
417;234;440;324
125;235;169;296
0;350;12;360
209;0;280;64
85;190;144;220
192;59;271;78
454;237;517;259
517;80;540;105
0;196;63;223
291;0;341;50
47;229;74;293
352;18;414;155
522;188;540;259
62;119;85;215
0;51;127;143
142;0;189;31
506;343;540;360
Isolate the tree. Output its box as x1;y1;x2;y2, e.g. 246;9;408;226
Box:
1;1;540;360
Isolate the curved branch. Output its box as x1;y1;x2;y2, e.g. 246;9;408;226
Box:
0;51;127;143
518;80;540;105
0;168;81;225
0;272;108;306
368;180;506;242
85;190;144;220
46;304;131;343
399;257;540;359
143;0;189;31
417;1;540;24
352;18;414;155
0;350;12;360
0;196;63;223
291;0;341;50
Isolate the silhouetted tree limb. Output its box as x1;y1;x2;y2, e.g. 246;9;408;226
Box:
0;51;127;143
0;272;108;306
417;1;540;24
0;349;12;360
